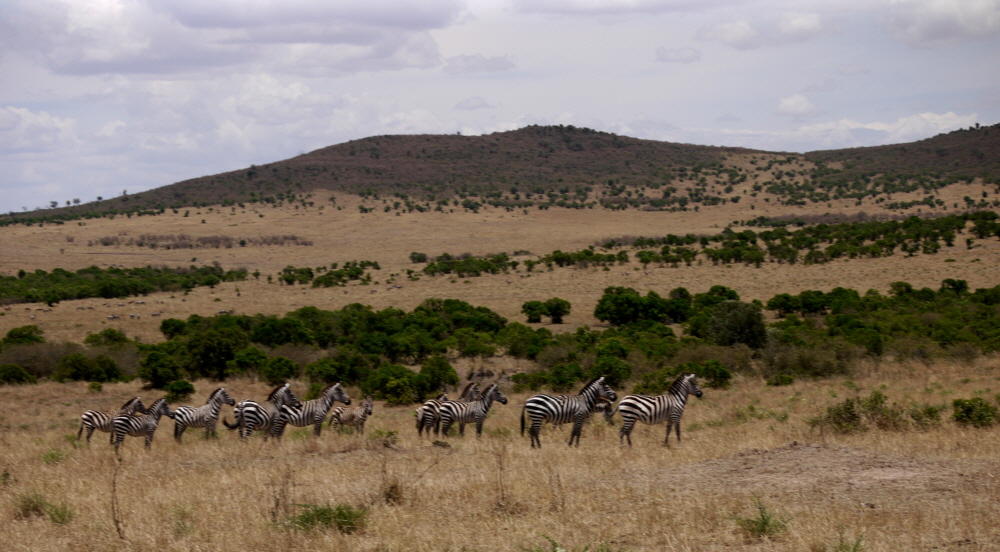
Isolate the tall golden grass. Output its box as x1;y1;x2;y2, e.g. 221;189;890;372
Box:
1;357;997;551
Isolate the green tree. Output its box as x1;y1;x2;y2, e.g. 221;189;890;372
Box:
160;318;187;339
705;301;768;349
226;346;269;377
260;356;298;386
138;350;181;389
543;297;571;324
83;328;131;348
186;328;250;380
0;363;36;385
521;301;547;323
415;355;459;399
3;325;45;346
594;287;669;326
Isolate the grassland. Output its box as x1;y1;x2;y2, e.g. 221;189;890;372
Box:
0;357;997;551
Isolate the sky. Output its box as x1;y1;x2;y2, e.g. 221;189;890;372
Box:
1;0;998;214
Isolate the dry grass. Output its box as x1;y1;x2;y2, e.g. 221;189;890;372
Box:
1;358;998;551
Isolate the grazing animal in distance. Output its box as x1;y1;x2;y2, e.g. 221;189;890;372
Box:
440;383;508;437
77;397;145;443
172;387;236;443
521;377;617;448
222;383;302;440
329;395;375;435
614;373;703;447
111;398;174;452
415;382;480;437
268;382;351;439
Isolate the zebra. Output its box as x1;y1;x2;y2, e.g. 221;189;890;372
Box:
439;383;508;437
171;387;236;443
77;396;145;443
268;382;351;439
111;398;174;452
328;395;374;435
554;396;616;430
415;382;480;437
222;383;302;440
521;377;618;448
614;372;703;447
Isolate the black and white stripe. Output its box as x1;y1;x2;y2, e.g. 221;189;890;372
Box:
222;383;301;440
614;373;703;447
329;395;374;435
440;383;508;437
269;382;351;439
520;377;618;448
77;397;145;443
415;382;480;437
172;387;235;443
111;398;174;452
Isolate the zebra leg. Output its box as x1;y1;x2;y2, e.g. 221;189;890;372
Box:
529;421;542;448
358;420;365;435
619;421;633;447
458;422;466;436
145;433;154;450
85;425;95;443
475;418;484;436
664;421;674;447
313;419;323;437
568;416;584;447
174;422;186;444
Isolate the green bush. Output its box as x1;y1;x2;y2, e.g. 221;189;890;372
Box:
0;363;36;385
766;374;794;387
732;496;790;541
52;353;122;383
543;297;571;324
811;391;933;433
260;357;298;386
521;300;547;323
164;380;195;403
138;350;182;389
2;325;45;346
289;503;367;534
952;397;997;428
83;328;131;348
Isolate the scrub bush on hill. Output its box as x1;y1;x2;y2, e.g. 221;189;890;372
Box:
0;363;36;385
2;325;45;346
52;353;124;383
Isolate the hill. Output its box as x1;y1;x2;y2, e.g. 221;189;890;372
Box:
5;123;998;225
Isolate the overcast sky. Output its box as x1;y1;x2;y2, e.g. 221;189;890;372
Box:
1;0;998;214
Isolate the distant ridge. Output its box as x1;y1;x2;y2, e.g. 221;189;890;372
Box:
4;123;998;223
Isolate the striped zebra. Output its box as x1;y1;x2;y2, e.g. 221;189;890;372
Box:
329;395;374;435
111;398;174;452
440;383;508;437
415;382;480;437
172;387;235;443
77;396;145;443
222;383;301;440
615;372;703;447
268;382;351;439
521;377;618;448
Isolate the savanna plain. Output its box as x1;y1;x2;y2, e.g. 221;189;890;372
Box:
1;183;999;552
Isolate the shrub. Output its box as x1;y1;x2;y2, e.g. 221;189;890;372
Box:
543;297;571;324
289;503;367;534
53;353;121;383
766;374;794;387
3;325;45;346
811;391;930;433
952;397;997;428
83;328;131;348
138;350;181;389
521;301;547;323
88;381;102;393
164;380;195;403
260;356;298;386
732;496;790;541
0;363;36;385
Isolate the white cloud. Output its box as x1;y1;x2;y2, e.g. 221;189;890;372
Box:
444;54;515;74
697;20;764;50
0;106;79;152
455;96;494;110
778;13;823;40
885;0;1000;47
776;94;818;117
511;0;744;16
655;47;701;63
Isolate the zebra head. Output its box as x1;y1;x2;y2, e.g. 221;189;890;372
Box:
149;398;175;419
121;396;146;414
268;383;302;408
363;395;374;416
322;382;351;405
596;377;618;403
210;387;236;407
459;381;481;401
482;384;508;405
673;373;703;399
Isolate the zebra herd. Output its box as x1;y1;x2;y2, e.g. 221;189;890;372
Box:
77;372;704;452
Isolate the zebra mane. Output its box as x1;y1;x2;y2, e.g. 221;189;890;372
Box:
321;382;341;395
578;377;603;394
476;383;498;399
459;381;478;399
147;397;168;410
119;396;142;410
208;387;225;401
266;383;289;401
669;373;695;393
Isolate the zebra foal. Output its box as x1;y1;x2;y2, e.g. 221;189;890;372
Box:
172;387;235;443
111;398;174;452
269;382;350;439
77;396;145;443
329;395;374;435
614;372;703;447
223;383;301;440
521;377;617;448
440;383;507;437
415;382;480;437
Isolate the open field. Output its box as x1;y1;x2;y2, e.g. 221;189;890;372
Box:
1;183;998;344
1;358;998;551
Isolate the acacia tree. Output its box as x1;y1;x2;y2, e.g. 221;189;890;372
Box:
521;301;547;323
543;298;571;324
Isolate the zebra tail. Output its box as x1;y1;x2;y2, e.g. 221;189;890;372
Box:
520;405;526;436
222;417;239;430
